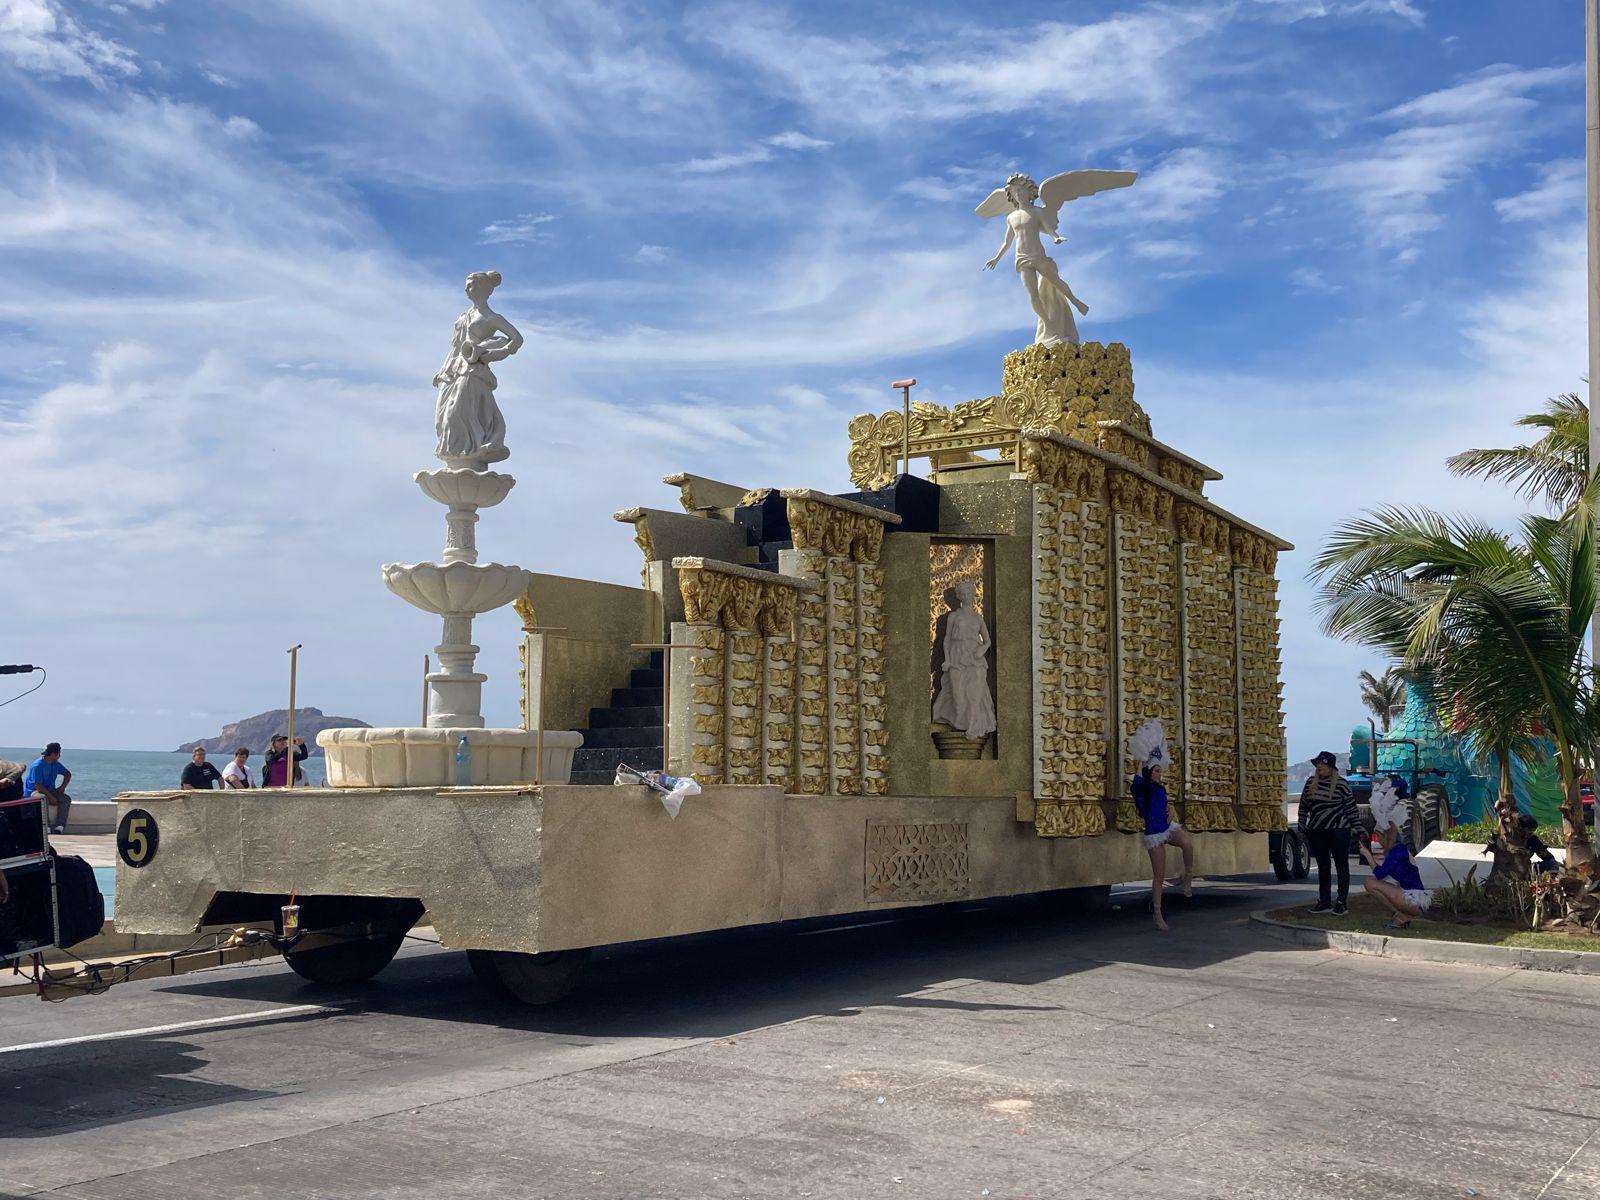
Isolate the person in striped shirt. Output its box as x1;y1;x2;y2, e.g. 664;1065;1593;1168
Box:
1300;750;1357;915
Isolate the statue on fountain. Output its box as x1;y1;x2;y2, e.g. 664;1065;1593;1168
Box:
978;169;1137;347
434;270;524;466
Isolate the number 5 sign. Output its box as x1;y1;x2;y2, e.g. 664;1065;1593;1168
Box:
117;809;160;869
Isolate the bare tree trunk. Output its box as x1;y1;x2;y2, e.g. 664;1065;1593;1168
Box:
1561;766;1595;868
1487;748;1531;891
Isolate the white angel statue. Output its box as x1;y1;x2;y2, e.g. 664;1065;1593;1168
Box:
978;169;1137;347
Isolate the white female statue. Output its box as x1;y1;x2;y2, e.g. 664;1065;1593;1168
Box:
433;270;524;465
931;580;997;742
978;169;1136;347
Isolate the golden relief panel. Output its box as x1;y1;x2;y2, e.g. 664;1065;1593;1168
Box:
847;342;1149;489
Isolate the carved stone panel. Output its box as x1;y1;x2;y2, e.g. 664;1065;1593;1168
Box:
865;820;971;903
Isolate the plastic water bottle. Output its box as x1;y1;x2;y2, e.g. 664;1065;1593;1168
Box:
454;734;471;786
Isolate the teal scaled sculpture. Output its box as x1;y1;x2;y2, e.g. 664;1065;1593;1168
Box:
1374;672;1492;822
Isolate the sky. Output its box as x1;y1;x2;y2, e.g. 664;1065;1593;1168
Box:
0;0;1590;766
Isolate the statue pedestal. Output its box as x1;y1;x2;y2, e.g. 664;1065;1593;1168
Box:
318;727;583;788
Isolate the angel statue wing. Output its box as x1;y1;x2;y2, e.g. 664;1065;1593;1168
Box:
974;186;1011;220
1368;776;1410;834
1126;718;1170;771
1039;169;1137;227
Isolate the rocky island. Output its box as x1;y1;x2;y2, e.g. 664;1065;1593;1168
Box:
177;708;370;758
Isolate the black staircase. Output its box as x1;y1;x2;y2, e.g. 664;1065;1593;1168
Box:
569;651;666;784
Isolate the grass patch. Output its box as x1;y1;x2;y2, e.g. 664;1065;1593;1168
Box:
1266;894;1600;954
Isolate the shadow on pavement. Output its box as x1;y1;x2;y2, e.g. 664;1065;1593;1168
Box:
4;873;1320;1138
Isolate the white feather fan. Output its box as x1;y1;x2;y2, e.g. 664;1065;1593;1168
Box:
1369;776;1409;833
1127;719;1171;771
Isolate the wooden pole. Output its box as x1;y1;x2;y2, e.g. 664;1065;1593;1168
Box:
891;377;917;479
285;643;302;789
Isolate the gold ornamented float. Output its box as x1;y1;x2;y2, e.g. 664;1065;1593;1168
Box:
110;174;1289;1003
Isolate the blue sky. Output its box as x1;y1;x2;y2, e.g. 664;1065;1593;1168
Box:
0;0;1590;767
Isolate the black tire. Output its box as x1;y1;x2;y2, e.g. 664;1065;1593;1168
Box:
279;895;421;986
1290;830;1311;880
285;931;406;985
1270;833;1293;882
1414;784;1447;849
467;947;590;1005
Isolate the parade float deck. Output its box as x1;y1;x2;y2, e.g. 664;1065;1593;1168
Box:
112;339;1289;988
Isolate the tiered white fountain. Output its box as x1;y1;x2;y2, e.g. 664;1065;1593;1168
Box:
318;270;581;787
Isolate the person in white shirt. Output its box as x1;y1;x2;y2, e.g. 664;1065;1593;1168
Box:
221;747;254;789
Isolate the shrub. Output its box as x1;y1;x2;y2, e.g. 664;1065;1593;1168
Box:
1442;817;1564;846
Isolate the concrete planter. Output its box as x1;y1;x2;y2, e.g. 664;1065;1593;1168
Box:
318;727;582;788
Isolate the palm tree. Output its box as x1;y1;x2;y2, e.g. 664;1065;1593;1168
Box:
1446;392;1588;512
1312;503;1597;870
1357;666;1406;732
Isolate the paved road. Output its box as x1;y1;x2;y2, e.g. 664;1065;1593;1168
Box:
2;875;1596;1200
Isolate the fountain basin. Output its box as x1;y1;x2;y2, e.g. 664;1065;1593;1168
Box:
382;561;532;615
318;727;583;788
415;468;516;509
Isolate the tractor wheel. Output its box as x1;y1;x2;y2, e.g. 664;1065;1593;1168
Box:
1414;784;1448;849
467;947;590;1005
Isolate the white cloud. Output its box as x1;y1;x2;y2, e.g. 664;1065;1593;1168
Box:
696;7;1228;138
1495;158;1585;224
0;0;138;83
632;243;670;263
479;212;557;244
676;129;831;174
766;130;830;152
1289;266;1340;293
1306;64;1580;249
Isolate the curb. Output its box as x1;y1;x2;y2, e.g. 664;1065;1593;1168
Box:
1250;909;1600;976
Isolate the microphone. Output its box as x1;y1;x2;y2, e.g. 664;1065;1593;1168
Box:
0;665;36;675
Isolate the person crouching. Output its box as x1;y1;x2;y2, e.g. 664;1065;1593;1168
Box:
1363;824;1432;930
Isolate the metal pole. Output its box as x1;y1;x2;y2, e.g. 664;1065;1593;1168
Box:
285;643;302;789
891;377;916;479
1580;0;1600;848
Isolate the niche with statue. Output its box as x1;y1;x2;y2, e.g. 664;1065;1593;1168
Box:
930;540;997;759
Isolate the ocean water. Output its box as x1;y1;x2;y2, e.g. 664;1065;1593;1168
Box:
0;746;327;801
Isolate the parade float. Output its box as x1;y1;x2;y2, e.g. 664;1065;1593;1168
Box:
98;167;1292;1003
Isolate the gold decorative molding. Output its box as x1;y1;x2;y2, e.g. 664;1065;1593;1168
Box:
846;341;1150;489
1108;471;1173;522
512;592;537;633
780;489;899;564
673;556;817;632
1238;804;1288;832
1175;502;1231;554
1034;801;1107;838
1183;800;1238;832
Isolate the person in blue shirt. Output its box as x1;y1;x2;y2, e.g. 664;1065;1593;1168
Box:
22;742;71;835
1363;823;1432;930
1132;764;1195;932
